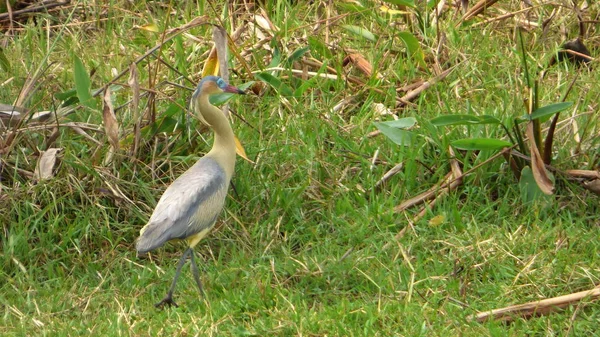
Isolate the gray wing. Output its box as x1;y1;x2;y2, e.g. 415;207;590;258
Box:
136;157;228;253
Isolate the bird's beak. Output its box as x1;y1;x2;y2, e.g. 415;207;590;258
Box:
223;84;246;95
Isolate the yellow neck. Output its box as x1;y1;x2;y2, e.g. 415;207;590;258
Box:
197;95;236;179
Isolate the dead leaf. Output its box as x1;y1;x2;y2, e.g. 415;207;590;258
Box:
429;214;446;226
102;87;120;151
373;103;393;116
213;26;232;120
583;180;600;195
213;26;229;82
136;22;159;32
254;11;279;32
235;136;254;164
343;53;374;77
201;48;220;78
34;148;62;181
526;122;554;195
379;5;409;15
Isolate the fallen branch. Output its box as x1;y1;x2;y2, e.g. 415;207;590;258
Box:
383;147;463;250
0;0;69;21
469;286;600;323
394;171;454;212
394;147;463;213
396;66;454;108
456;0;501;26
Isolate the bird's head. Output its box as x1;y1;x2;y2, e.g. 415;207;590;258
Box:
193;76;245;98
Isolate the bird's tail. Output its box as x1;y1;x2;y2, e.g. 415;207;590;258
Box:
136;223;168;254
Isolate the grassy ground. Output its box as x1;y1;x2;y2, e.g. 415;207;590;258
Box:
1;1;599;336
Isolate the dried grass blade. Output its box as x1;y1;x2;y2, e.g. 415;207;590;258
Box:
102;87;120;152
374;162;403;191
458;0;501;24
213;25;231;117
396;67;454;108
469;286;600;323
395;172;453;212
128;63;141;159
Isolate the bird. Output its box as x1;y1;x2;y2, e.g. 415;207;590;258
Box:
136;76;245;308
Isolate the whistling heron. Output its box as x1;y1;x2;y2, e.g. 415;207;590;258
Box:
136;76;245;308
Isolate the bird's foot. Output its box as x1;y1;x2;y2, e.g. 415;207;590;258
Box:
155;295;178;308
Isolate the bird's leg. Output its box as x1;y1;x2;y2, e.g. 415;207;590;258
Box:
155;248;192;308
189;248;205;297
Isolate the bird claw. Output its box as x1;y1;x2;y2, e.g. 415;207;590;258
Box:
155;296;178;308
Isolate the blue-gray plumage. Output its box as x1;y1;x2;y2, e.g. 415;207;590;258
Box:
136;76;245;308
136;157;226;253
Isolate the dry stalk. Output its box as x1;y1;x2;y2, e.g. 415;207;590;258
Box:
469;286;600;323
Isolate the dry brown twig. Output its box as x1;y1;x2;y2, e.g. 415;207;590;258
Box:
469;286;600;323
471;6;538;28
396;66;455;108
0;1;70;21
382;147;463;250
456;0;501;26
393;147;463;213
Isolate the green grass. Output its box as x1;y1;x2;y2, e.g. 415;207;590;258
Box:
1;1;600;336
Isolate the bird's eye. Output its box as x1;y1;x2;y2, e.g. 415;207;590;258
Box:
216;78;225;88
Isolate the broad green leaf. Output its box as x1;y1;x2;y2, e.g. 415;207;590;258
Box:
452;138;512;150
285;46;310;67
267;46;282;69
374;121;413;146
342;25;377;42
143;116;179;137
382;0;415;7
308;37;332;59
337;3;364;13
61;96;80;107
73;55;96;110
210;82;254;105
431;114;501;126
155;116;178;133
397;31;425;66
255;72;294;97
528;102;573;121
55;89;77;101
125;102;182;143
163;102;181;118
377;117;417;129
